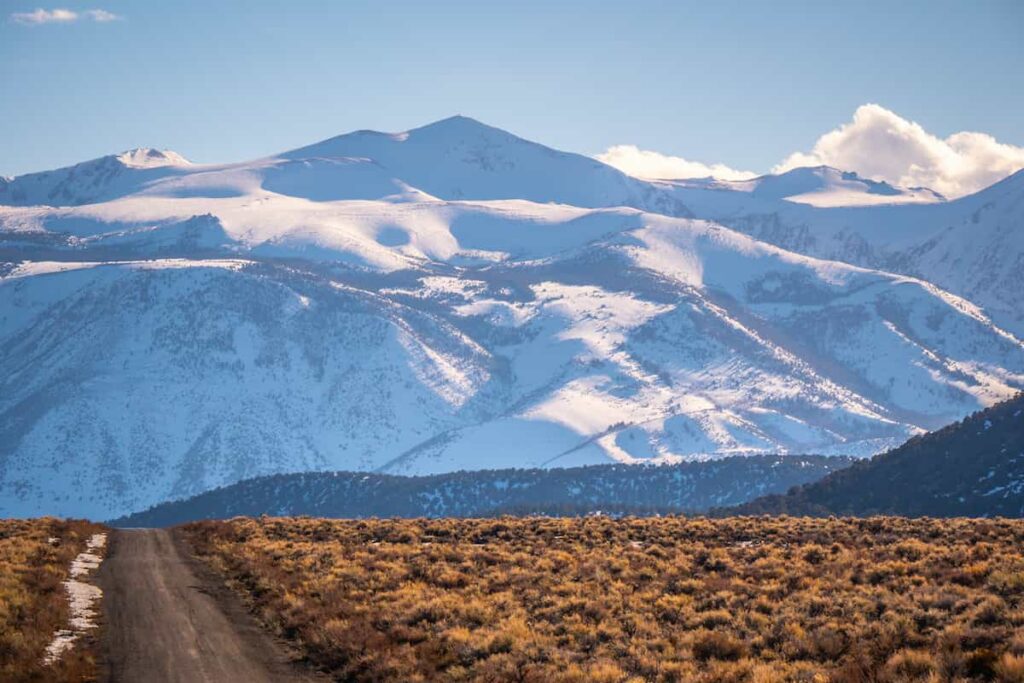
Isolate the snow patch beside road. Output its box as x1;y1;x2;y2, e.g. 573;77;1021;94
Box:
44;533;106;666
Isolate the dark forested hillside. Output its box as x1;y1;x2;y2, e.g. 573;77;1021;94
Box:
727;393;1024;517
111;455;849;527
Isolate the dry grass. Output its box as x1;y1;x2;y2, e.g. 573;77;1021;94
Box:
182;516;1024;682
0;518;106;682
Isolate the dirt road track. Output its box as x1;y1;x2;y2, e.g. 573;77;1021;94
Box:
97;528;317;683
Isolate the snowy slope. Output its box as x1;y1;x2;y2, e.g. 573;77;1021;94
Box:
2;117;1023;518
891;171;1024;334
0;117;688;214
0;259;498;518
0;149;191;207
667;169;1024;335
281;116;692;214
677;166;945;208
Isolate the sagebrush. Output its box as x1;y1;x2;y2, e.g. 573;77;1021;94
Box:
0;518;105;682
183;515;1024;682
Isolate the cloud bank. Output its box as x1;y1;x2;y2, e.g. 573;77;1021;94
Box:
10;7;121;24
774;104;1024;198
595;145;757;182
598;104;1024;198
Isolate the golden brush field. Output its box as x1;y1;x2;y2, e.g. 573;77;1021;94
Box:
0;518;105;683
182;516;1024;683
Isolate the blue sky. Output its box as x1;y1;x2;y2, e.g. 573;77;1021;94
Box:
2;0;1023;180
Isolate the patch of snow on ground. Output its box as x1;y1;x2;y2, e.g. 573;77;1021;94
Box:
43;533;106;666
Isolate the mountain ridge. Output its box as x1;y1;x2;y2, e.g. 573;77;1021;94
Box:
110;454;854;526
722;392;1024;517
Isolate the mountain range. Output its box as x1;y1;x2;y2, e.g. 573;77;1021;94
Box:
114;392;1024;524
2;116;1023;519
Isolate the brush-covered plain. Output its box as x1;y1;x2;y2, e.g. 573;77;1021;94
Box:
182;516;1024;682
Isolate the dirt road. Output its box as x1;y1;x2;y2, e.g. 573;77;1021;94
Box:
97;529;316;683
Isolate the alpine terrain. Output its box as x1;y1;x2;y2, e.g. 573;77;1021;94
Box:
2;116;1023;519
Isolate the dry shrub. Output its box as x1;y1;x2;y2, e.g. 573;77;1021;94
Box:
180;515;1024;683
883;649;938;681
995;653;1024;683
692;631;747;662
0;518;106;682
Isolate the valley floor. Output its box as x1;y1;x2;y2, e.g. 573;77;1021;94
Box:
12;516;1024;682
180;516;1024;683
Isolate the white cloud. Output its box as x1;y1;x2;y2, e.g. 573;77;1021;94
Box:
10;7;122;24
596;145;758;182
10;8;78;24
598;104;1024;197
85;9;120;22
773;104;1024;198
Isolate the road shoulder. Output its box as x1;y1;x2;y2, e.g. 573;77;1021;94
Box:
97;528;323;683
169;527;326;681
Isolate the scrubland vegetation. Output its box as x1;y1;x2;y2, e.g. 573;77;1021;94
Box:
0;518;106;682
183;515;1024;682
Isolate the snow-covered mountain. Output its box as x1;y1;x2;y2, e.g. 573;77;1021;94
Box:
2;116;1023;518
674;166;945;208
0;148;191;207
0;117;690;216
671;167;1024;335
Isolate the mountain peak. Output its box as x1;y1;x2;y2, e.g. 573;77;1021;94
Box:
115;148;190;169
305;116;513;151
422;114;483;127
749;164;944;206
276;115;677;209
405;115;520;142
